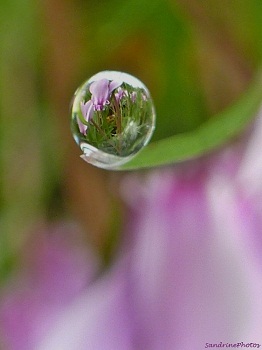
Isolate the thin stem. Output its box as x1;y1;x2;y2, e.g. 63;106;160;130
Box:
98;110;103;126
112;95;122;134
111;95;122;153
90;119;120;153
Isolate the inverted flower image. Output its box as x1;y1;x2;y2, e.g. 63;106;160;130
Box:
78;78;122;135
1;1;262;350
71;72;156;167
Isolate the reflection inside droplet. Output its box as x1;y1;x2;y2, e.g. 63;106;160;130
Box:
70;71;156;169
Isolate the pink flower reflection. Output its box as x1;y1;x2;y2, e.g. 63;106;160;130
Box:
90;79;122;111
77;78;122;135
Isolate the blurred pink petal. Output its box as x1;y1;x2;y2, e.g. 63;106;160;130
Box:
238;112;262;195
0;223;98;350
120;168;262;348
2;111;262;349
38;267;134;350
38;156;262;348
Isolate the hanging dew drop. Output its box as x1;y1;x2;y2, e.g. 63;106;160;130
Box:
70;71;156;170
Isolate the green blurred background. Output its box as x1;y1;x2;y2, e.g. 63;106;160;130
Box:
1;0;262;281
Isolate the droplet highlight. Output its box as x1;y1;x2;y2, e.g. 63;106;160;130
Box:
70;71;156;169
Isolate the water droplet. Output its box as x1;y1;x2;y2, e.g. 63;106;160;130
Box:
70;71;156;169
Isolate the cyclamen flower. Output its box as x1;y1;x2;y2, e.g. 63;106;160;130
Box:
78;100;93;135
0;224;98;350
77;78;122;135
114;88;126;103
90;79;122;111
130;91;147;103
40;111;262;349
2;113;262;349
130;91;137;103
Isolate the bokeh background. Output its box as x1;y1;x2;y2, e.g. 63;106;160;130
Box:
1;0;262;346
